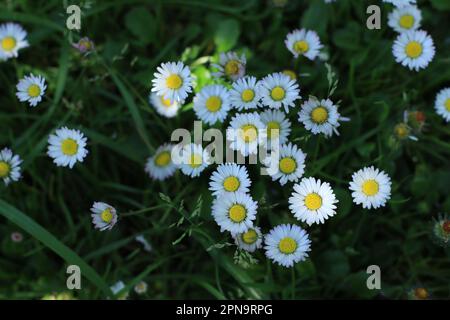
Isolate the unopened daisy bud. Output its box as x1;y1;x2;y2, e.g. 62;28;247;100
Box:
405;110;426;130
16;73;47;107
90;202;118;231
0;147;22;186
0;23;29;60
407;287;429;300
134;281;148;295
394;123;417;141
431;214;450;247
11;232;23;243
72;37;95;55
212;51;246;81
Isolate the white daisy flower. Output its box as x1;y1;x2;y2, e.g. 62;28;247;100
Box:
212;51;246;81
15;73;46;107
233;226;263;253
265;143;306;186
230;76;262;111
151;61;192;102
212;192;257;234
175;143;210;178
349;166;392;209
47;127;88;169
260;109;291;150
298;97;348;137
259;72;300;113
285;29;323;60
227;112;266;157
90;202;118;231
149;92;181;118
134;281;148;295
383;0;416;7
289;177;338;226
110;280;128;299
209;163;251;197
145;144;177;181
0;147;22;186
264;224;311;268
388;5;421;33
193;84;231;125
434;88;450;122
0;23;28;60
392;30;435;72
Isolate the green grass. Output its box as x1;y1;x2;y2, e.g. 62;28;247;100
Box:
0;0;449;299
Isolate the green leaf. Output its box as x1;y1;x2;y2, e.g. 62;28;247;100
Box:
214;18;240;52
0;200;112;297
124;7;155;44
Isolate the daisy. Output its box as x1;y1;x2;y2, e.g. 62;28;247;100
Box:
72;37;95;55
193;84;231;125
212;192;257;233
212;51;246;81
0;147;22;186
264;143;306;186
285;29;323;60
0;23;28;60
209;163;251;197
392;30;435;71
149;92;181;118
434;88;450;122
259;72;300;113
233;226;263;252
47;127;88;169
175;143;210;178
110;281;128;299
90;202;118;231
145;144;177;181
264;224;311;268
282;69;297;81
349;166;392;209
134;281;148;295
151;61;192;102
393;122;418;141
298;97;348;137
227;112;266;157
259;109;291;149
383;0;416;7
388;5;421;33
16;74;46;107
11;232;23;243
230;76;262;111
289;177;338;225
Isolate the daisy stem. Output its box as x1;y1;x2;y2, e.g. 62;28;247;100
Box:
291;267;296;299
121;204;167;217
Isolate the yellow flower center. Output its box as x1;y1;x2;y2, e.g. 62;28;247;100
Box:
166;74;182;89
399;15;414;29
189;154;203;168
445;98;450;112
279;157;296;174
282;70;297;80
270;86;285;101
394;123;410;139
0;161;10;178
414;288;428;300
405;41;422;58
294;40;309;54
241;229;258;244
100;208;113;223
223;176;240;192
160;96;172;107
311;106;328;124
205;96;222;112
1;36;16;51
228;204;246;223
27;84;41;98
362;179;379;196
278;237;297;254
60;138;78;156
240;124;258;143
154;151;171;167
224;60;240;76
304;193;322;210
241;89;255;102
266;121;280;139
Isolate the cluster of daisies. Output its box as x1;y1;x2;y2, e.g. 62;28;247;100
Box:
142;26;395;267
